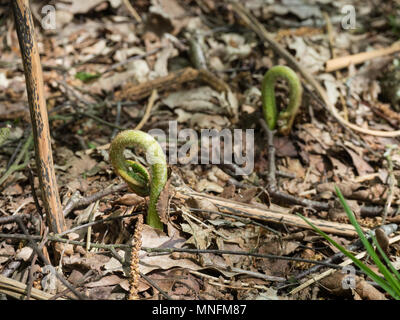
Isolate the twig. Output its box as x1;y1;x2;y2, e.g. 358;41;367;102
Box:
26;228;48;300
139;272;173;300
12;0;66;233
325;41;400;72
0;213;29;225
259;118;328;210
117;67;229;101
0;233;131;250
134;89;157;131
290;251;367;295
57;80;92;106
188;207;281;235
58;81;126;131
175;189;364;237
49;270;95;300
0;274;64;300
182;209;229;240
6;135;23;170
262;120;277;189
27;164;43;217
122;0;142;23
63;183;127;217
59;211;144;237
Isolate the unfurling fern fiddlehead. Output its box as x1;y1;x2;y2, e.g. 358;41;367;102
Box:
109;130;167;230
261;65;303;135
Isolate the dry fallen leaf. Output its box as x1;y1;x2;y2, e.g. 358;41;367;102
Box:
148;0;189;35
0;244;15;264
196;179;224;193
163;86;231;115
85;274;124;288
138;225;202;274
343;146;374;176
259;240;300;256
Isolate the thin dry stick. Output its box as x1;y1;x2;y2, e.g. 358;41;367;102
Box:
175;189;364;237
134;89;157;131
63;183;127;217
27;164;43;216
0;232;131;250
128;214;143;300
325;41;400;72
289;234;400;295
49;270;95;300
229;1;400;138
290;251;367;295
0;274;65;300
139;272;172;300
117;67;229;101
59;211;143;237
12;0;66;233
26;228;48;300
122;0;142;23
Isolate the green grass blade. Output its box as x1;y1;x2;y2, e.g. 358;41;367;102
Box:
297;214;400;299
335;186;400;295
370;235;400;292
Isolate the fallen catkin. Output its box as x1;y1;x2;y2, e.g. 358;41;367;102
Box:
128;214;143;300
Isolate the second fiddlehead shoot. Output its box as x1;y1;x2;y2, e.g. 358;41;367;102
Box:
261;65;303;135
